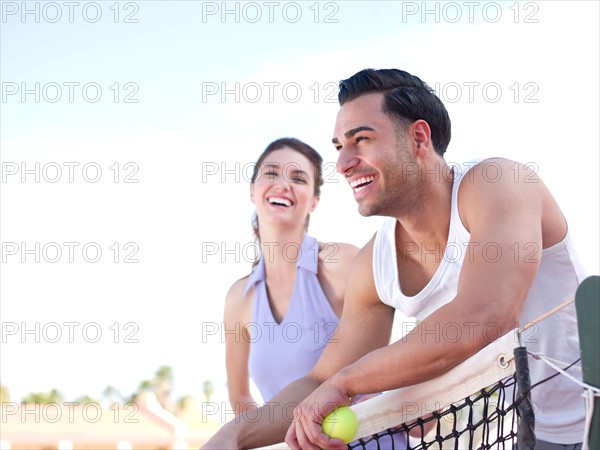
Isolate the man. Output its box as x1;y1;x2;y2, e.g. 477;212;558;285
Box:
202;69;586;450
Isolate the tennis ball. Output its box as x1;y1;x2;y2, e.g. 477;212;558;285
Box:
321;406;358;443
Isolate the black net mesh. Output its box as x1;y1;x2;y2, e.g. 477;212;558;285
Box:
348;373;522;450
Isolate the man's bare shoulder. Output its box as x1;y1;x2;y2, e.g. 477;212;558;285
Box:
459;158;543;192
354;234;377;266
343;234;378;288
458;158;546;229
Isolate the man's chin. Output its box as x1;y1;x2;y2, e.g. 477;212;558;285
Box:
357;203;376;217
358;202;398;219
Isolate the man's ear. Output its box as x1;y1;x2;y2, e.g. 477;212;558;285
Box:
411;119;433;157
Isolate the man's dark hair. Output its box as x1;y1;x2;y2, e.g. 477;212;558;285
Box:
338;69;451;156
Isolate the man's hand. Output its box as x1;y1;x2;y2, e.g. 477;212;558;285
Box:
285;377;351;450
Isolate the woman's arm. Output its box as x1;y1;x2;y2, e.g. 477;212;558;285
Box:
224;278;257;416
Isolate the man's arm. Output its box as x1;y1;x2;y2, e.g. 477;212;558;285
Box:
286;159;555;449
310;238;395;383
202;238;395;449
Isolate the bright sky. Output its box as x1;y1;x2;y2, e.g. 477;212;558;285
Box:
1;0;598;420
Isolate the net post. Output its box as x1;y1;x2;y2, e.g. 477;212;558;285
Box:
514;345;536;450
575;275;600;450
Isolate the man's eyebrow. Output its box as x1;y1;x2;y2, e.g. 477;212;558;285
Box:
332;126;376;144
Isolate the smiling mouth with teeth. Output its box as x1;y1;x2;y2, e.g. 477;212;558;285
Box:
350;176;375;192
267;196;292;207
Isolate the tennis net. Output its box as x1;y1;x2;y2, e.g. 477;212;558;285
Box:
259;329;538;450
347;329;531;450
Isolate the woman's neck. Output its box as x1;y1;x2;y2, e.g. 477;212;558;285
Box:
258;225;306;272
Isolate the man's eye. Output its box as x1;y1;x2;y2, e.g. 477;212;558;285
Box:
356;136;367;144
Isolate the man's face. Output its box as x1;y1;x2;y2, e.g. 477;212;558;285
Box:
332;92;420;218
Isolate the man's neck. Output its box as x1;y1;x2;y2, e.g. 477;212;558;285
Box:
396;166;454;247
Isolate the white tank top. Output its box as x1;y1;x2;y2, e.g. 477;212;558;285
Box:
373;160;587;444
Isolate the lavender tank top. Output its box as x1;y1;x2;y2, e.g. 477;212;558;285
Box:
245;235;407;449
244;234;339;402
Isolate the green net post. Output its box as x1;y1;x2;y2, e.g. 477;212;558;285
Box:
575;275;600;449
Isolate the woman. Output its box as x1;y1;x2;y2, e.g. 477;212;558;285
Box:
224;137;359;413
214;138;409;449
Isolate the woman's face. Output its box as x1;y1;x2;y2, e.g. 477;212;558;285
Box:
250;147;320;230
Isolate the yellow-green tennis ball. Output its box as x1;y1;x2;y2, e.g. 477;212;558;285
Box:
321;406;358;443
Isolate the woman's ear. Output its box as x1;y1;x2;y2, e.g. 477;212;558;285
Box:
249;183;255;204
309;195;320;213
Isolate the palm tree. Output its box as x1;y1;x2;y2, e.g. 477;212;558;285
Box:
102;385;121;405
126;366;177;411
127;379;153;403
203;380;214;403
175;394;194;416
153;365;174;411
21;389;63;404
0;385;10;403
138;379;154;394
48;389;62;403
74;395;97;405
